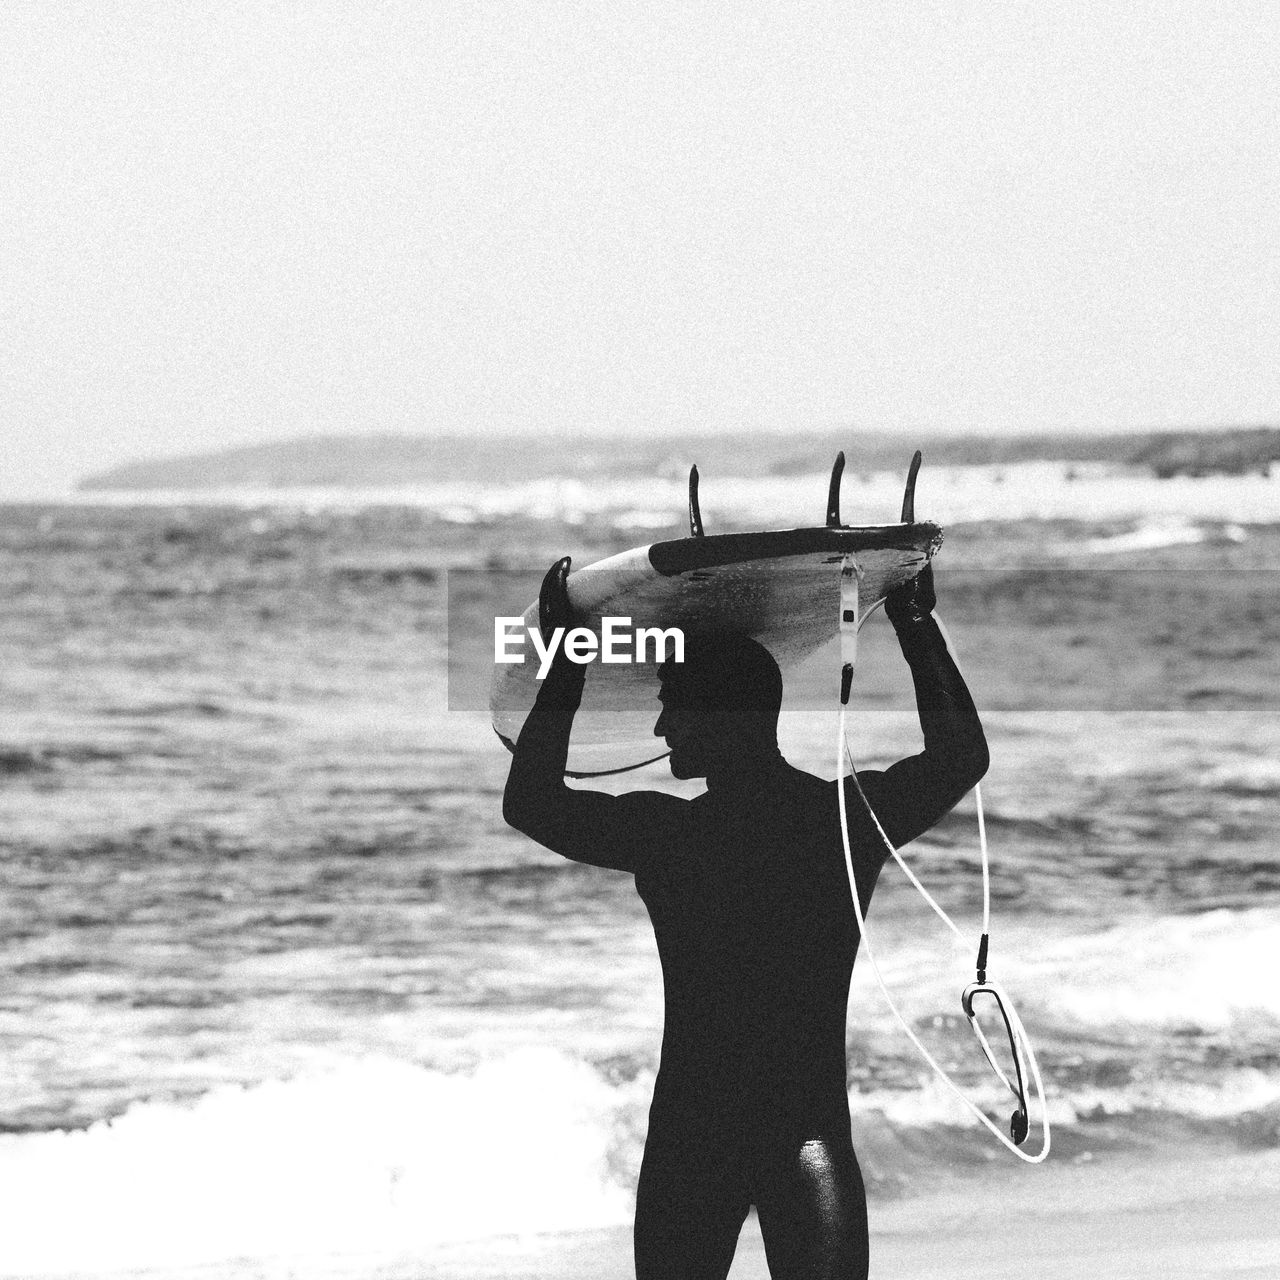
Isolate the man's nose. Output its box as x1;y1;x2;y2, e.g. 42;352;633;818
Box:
654;708;668;737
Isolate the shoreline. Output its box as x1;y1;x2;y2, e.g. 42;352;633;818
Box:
25;1105;1280;1280
407;1147;1280;1280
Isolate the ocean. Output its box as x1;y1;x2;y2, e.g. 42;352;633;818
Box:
1;459;1278;1275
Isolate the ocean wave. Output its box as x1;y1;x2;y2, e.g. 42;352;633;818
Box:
0;1050;634;1276
855;908;1280;1035
848;1066;1280;1134
1200;758;1280;797
1043;911;1280;1030
1074;517;1251;556
0;748;52;775
0;745;128;774
5;1010;1280;1274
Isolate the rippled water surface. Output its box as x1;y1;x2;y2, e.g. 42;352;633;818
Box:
1;496;1278;1272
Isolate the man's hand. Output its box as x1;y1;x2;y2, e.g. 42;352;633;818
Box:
884;560;936;628
538;556;574;642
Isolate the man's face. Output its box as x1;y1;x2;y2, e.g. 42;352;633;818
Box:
654;679;716;780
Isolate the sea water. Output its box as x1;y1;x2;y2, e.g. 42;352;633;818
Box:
1;469;1278;1274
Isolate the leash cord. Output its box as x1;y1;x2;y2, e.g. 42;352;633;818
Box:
836;557;1050;1163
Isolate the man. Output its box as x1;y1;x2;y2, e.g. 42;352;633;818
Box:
503;556;988;1280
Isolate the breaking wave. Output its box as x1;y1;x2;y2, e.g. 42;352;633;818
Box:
0;1049;635;1276
7;901;1280;1278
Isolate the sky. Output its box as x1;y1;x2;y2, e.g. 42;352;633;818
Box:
3;1;1278;496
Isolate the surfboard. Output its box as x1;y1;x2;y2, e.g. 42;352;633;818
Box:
490;455;942;776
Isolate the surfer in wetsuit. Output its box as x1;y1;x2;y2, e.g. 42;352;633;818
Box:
503;558;988;1280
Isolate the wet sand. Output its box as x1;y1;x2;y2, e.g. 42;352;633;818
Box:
412;1149;1280;1280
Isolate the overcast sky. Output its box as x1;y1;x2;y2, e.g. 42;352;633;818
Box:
3;2;1278;495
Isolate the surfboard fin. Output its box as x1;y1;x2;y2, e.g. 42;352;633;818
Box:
901;450;922;523
826;452;846;527
688;465;705;537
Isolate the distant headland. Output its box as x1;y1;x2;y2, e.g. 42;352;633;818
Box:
78;425;1280;492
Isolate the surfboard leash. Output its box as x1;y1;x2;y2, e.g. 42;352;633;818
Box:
836;552;1051;1164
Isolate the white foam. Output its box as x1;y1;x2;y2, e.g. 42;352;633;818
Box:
849;1071;1080;1130
4;1011;1279;1274
1079;518;1208;555
0;1049;632;1276
849;1067;1280;1130
849;905;1280;1036
1201;758;1280;795
1040;910;1280;1030
62;462;1280;527
1056;1069;1280;1122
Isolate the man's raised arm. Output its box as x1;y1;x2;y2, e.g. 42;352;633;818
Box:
850;564;989;850
502;559;685;873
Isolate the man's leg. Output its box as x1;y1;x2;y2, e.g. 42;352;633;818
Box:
634;1129;751;1280
753;1131;869;1280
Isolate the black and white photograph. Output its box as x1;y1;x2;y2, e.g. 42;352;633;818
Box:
3;4;1278;1277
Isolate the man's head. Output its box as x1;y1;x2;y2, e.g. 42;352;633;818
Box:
655;632;783;779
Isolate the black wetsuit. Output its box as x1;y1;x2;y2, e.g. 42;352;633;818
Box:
503;613;988;1279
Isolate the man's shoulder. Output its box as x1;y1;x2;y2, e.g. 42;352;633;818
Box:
781;762;838;797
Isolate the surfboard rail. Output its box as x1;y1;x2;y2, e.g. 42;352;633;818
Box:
647;522;941;576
